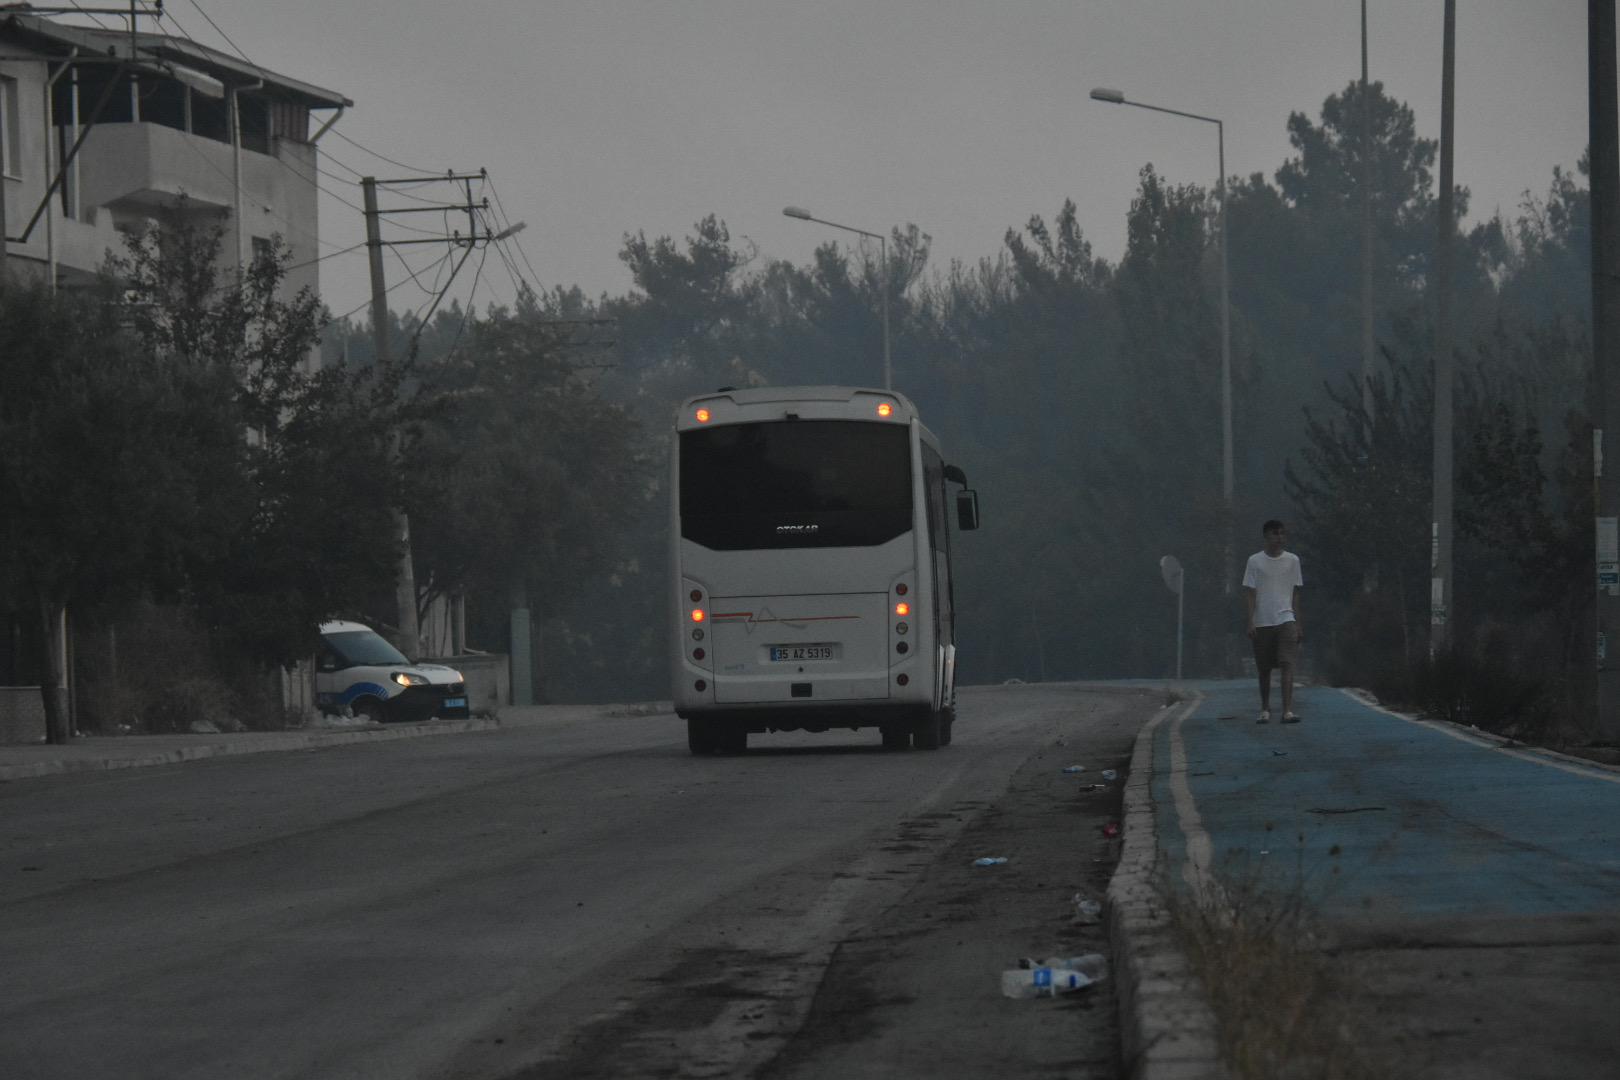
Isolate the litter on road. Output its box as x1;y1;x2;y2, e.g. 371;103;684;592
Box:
1001;954;1107;998
970;856;1009;867
1072;895;1102;924
1062;765;1086;773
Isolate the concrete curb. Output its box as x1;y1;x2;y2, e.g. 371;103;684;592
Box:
0;716;501;782
1107;696;1230;1080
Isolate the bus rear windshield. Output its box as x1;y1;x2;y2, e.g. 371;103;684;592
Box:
681;420;912;550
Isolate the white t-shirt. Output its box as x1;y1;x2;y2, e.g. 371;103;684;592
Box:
1242;551;1302;627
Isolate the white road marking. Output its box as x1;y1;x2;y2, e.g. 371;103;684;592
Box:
1338;688;1620;785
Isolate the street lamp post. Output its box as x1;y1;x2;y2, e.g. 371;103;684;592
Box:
783;206;891;390
1090;87;1232;519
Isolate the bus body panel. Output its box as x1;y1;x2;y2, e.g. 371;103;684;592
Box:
670;386;959;738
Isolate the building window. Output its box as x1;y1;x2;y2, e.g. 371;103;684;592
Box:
1;75;21;179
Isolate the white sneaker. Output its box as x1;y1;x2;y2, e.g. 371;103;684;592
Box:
1256;710;1271;724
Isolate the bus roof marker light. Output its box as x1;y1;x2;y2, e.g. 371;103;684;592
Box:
877;402;892;417
695;408;711;422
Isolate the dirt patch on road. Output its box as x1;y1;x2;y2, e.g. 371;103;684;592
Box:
758;696;1145;1080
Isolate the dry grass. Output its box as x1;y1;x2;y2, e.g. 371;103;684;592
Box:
1167;876;1399;1080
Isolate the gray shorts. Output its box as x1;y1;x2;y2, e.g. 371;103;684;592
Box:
1253;622;1299;671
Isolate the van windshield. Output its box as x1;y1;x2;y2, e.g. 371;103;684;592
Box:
324;629;409;667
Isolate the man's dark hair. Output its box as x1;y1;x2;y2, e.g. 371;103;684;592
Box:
1262;519;1285;534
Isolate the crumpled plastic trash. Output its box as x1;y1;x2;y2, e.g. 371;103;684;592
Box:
1000;967;1092;998
970;856;1009;867
1072;895;1102;924
1100;823;1120;838
1001;954;1107;998
1101;769;1118;780
1019;953;1108;980
1062;765;1086;773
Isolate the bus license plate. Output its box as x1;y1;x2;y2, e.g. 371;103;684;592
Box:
769;644;838;662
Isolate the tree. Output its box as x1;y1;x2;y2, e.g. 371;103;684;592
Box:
107;210;411;671
0;277;241;741
403;292;654;698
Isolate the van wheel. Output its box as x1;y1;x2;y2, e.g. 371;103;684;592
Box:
352;697;386;724
912;708;942;750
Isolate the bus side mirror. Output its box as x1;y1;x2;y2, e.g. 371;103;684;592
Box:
956;489;980;531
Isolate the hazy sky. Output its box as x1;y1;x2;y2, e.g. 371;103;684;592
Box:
93;1;1591;323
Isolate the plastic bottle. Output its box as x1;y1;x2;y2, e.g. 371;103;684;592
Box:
1000;967;1092;998
1018;953;1108;977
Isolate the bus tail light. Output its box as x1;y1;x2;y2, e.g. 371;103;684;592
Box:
895;602;909;616
897;674;909;686
691;608;706;623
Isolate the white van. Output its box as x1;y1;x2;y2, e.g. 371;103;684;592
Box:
316;620;470;723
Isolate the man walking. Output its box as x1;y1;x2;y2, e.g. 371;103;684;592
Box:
1243;519;1303;723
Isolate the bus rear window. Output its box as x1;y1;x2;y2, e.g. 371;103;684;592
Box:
680;420;912;550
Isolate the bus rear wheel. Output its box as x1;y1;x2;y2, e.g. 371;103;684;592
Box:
687;719;717;755
911;708;942;750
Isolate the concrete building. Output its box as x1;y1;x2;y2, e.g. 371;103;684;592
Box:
0;11;352;740
0;10;349;295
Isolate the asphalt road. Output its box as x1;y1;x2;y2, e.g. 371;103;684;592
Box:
0;684;1158;1080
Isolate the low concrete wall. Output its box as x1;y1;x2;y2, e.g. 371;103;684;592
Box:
0;688;46;745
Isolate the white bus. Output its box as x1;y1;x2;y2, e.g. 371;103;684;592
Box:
670;386;980;754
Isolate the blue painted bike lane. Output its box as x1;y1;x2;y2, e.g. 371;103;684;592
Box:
1147;681;1620;921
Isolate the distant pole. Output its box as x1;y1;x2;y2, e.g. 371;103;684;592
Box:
1361;0;1376;421
363;176;422;658
1160;556;1185;681
1590;0;1620;740
1087;87;1233;592
1429;1;1456;656
782;206;893;389
880;232;891;393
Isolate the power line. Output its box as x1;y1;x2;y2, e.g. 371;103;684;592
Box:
328;128;441;178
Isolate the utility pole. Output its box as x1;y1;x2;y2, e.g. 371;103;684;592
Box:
362;176;421;658
360;169;491;662
1360;0;1375;422
1590;0;1620;740
1430;0;1456;657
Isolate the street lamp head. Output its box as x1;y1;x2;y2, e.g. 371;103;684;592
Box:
1089;87;1125;104
782;206;812;220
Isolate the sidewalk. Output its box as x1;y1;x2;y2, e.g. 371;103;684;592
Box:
0;716;502;782
1111;679;1620;1080
0;700;678;783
